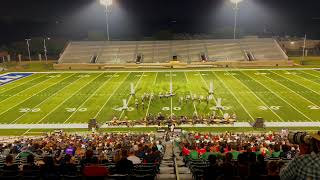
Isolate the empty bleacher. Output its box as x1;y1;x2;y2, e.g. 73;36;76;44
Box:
59;38;288;64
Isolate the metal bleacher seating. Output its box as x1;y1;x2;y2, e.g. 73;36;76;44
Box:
59;38;288;64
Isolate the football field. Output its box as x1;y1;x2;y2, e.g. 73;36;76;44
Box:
1;69;320;125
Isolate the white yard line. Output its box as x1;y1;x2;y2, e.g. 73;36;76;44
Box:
269;71;318;106
0;75;62;117
212;72;255;122
228;71;284;122
300;70;320;79
184;72;198;117
0;74;49;104
0;74;41;94
35;73;100;124
274;70;320;97
10;73;76;124
242;71;313;122
145;72;158;118
95;73;131;121
118;72;145;120
63;73;114;123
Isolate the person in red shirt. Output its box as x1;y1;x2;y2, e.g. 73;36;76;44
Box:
198;143;206;155
182;143;191;156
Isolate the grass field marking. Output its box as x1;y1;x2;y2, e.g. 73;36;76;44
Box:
289;71;320;92
228;71;284;122
299;70;320;79
145;72;158;119
63;73;115;124
212;71;255;122
279;70;320;97
35;73;99;124
184;72;198;117
119;72;145;120
269;71;318;106
0;74;62;117
0;74;49;104
10;73;76;124
0;74;45;94
242;71;313;122
95;73;131;121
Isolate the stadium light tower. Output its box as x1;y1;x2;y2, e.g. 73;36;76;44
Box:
230;0;243;40
43;37;50;62
100;0;113;41
25;39;31;61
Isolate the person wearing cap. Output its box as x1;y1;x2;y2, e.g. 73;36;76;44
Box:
280;132;320;180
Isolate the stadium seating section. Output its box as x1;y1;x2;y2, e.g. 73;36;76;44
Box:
59;38;288;64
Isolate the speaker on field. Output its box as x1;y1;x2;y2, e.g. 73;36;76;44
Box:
88;119;98;130
251;117;265;129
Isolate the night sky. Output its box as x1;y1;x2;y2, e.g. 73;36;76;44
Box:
1;0;320;44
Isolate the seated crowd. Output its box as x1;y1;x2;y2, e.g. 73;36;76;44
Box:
178;132;298;180
0;132;164;179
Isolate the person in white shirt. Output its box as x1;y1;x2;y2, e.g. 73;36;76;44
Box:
127;149;141;164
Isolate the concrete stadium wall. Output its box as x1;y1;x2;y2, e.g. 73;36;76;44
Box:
53;60;293;70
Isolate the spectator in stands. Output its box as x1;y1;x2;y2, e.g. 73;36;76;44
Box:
201;147;213;160
271;144;282;158
40;156;59;178
280;132;320;180
127;148;142;164
60;154;78;176
3;154;19;176
267;161;280;179
143;146;160;163
156;140;164;154
80;149;94;168
22;154;40;176
83;156;109;177
204;154;221;180
189;145;199;160
115;149;134;174
230;144;240;160
197;143;206;156
255;154;267;175
98;153;109;164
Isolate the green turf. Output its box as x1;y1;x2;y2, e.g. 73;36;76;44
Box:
1;69;320;125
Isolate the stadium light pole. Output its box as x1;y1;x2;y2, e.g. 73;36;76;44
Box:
100;0;113;41
230;0;243;40
43;37;50;62
25;39;32;61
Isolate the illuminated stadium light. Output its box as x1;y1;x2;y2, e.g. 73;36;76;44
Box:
99;0;113;41
230;0;243;40
100;0;113;7
290;41;295;45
